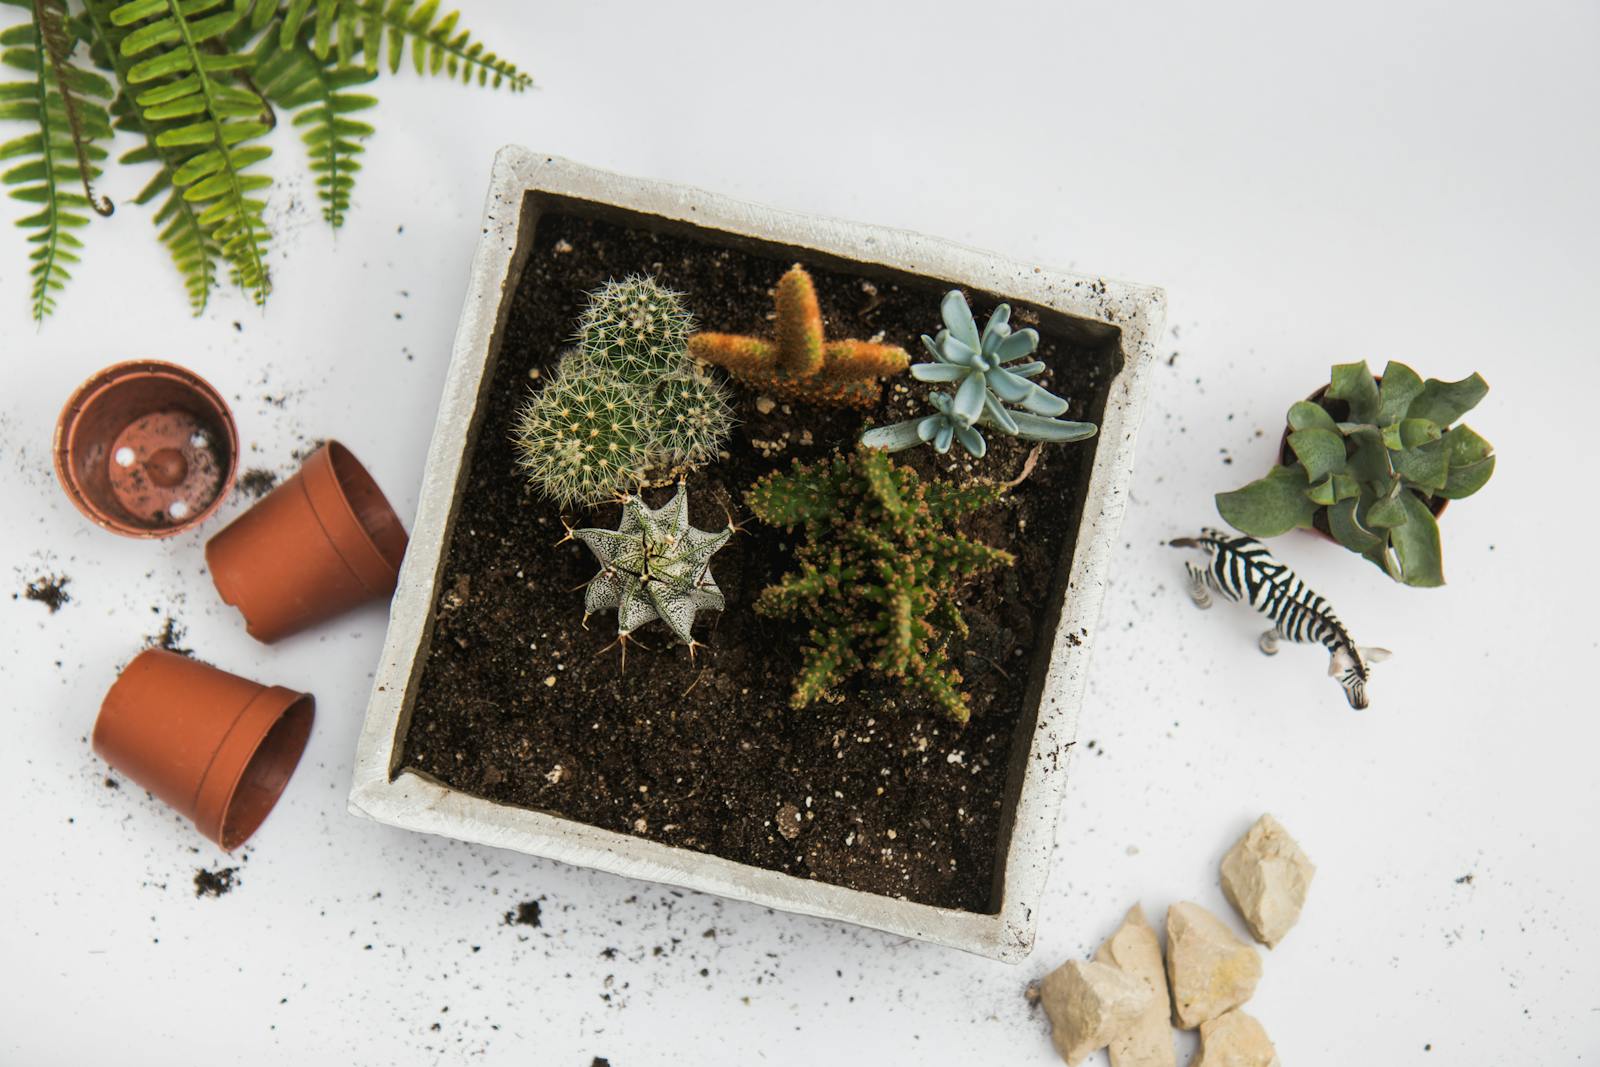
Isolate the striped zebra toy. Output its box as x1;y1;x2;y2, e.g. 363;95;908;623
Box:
1172;528;1391;709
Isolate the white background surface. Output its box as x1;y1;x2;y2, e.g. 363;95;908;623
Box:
2;1;1597;1064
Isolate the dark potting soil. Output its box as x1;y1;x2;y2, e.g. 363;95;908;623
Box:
193;866;238;897
20;574;71;613
399;208;1120;911
238;467;279;499
504;900;543;927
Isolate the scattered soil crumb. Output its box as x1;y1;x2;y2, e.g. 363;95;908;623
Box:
591;1059;612;1067
1455;873;1474;885
238;468;279;499
20;574;71;613
194;866;238;897
146;614;193;657
504;900;542;927
103;776;120;789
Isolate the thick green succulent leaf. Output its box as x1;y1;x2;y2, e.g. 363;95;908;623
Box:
1328;496;1383;552
1332;472;1361;500
1366;491;1410;529
859;418;926;452
1389;490;1444;587
1392;437;1449;491
1005;410;1096;443
1397;417;1440;449
1287;427;1346;482
1440;455;1495;499
1407;372;1488;426
1328;361;1379;422
1442;423;1493;467
1377;361;1425;425
1344;425;1394;483
1307;476;1338;507
1287;399;1337;432
1216;463;1317;538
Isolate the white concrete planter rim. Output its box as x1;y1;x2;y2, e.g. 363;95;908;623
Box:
349;148;1166;962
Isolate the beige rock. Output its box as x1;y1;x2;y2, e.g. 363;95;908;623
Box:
1165;902;1262;1029
1039;959;1156;1066
1220;813;1316;948
1192;1010;1280;1067
1093;905;1177;1067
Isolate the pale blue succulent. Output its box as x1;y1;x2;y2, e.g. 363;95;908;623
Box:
860;290;1097;459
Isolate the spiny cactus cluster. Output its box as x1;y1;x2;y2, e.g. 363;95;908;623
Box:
689;265;910;408
569;482;733;653
513;276;735;506
746;447;1013;723
862;290;1096;458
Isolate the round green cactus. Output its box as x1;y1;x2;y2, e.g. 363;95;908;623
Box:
653;367;735;469
577;275;698;384
512;351;658;507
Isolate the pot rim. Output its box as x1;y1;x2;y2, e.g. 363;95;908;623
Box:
346;149;1167;963
53;359;240;538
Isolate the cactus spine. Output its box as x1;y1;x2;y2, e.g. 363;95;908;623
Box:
689;265;910;408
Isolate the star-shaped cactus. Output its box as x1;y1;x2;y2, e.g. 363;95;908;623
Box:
570;482;733;651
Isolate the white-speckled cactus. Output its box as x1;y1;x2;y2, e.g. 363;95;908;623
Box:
570;482;733;651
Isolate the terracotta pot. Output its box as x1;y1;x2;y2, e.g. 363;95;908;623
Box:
1277;381;1447;543
94;649;314;850
54;360;239;537
205;441;408;644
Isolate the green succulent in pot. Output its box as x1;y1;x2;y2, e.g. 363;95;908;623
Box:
1216;359;1494;587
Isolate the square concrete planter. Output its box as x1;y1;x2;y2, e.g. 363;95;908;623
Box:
349;148;1165;962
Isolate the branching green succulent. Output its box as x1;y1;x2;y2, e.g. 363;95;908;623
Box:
861;289;1097;459
513;276;735;506
747;446;1013;724
1217;359;1494;587
568;481;732;655
2;0;529;323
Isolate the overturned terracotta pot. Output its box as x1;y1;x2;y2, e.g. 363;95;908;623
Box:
206;441;408;644
54;360;239;537
95;649;314;850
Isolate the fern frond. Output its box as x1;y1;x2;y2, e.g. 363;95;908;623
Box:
83;0;217;312
252;28;374;228
116;91;219;309
111;0;272;304
344;0;529;89
0;0;113;321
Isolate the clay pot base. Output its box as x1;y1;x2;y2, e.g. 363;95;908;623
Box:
55;361;238;537
107;411;227;527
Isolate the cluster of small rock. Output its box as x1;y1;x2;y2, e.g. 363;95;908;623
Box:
1035;814;1315;1066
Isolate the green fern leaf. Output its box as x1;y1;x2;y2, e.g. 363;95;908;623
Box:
346;0;529;89
84;0;219;311
111;0;272;304
252;27;374;228
0;0;113;322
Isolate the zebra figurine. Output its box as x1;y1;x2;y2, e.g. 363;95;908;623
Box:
1172;528;1391;709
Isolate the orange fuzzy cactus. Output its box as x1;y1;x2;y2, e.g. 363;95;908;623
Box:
688;265;909;408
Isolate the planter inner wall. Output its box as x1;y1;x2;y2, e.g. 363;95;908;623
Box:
390;193;1123;912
